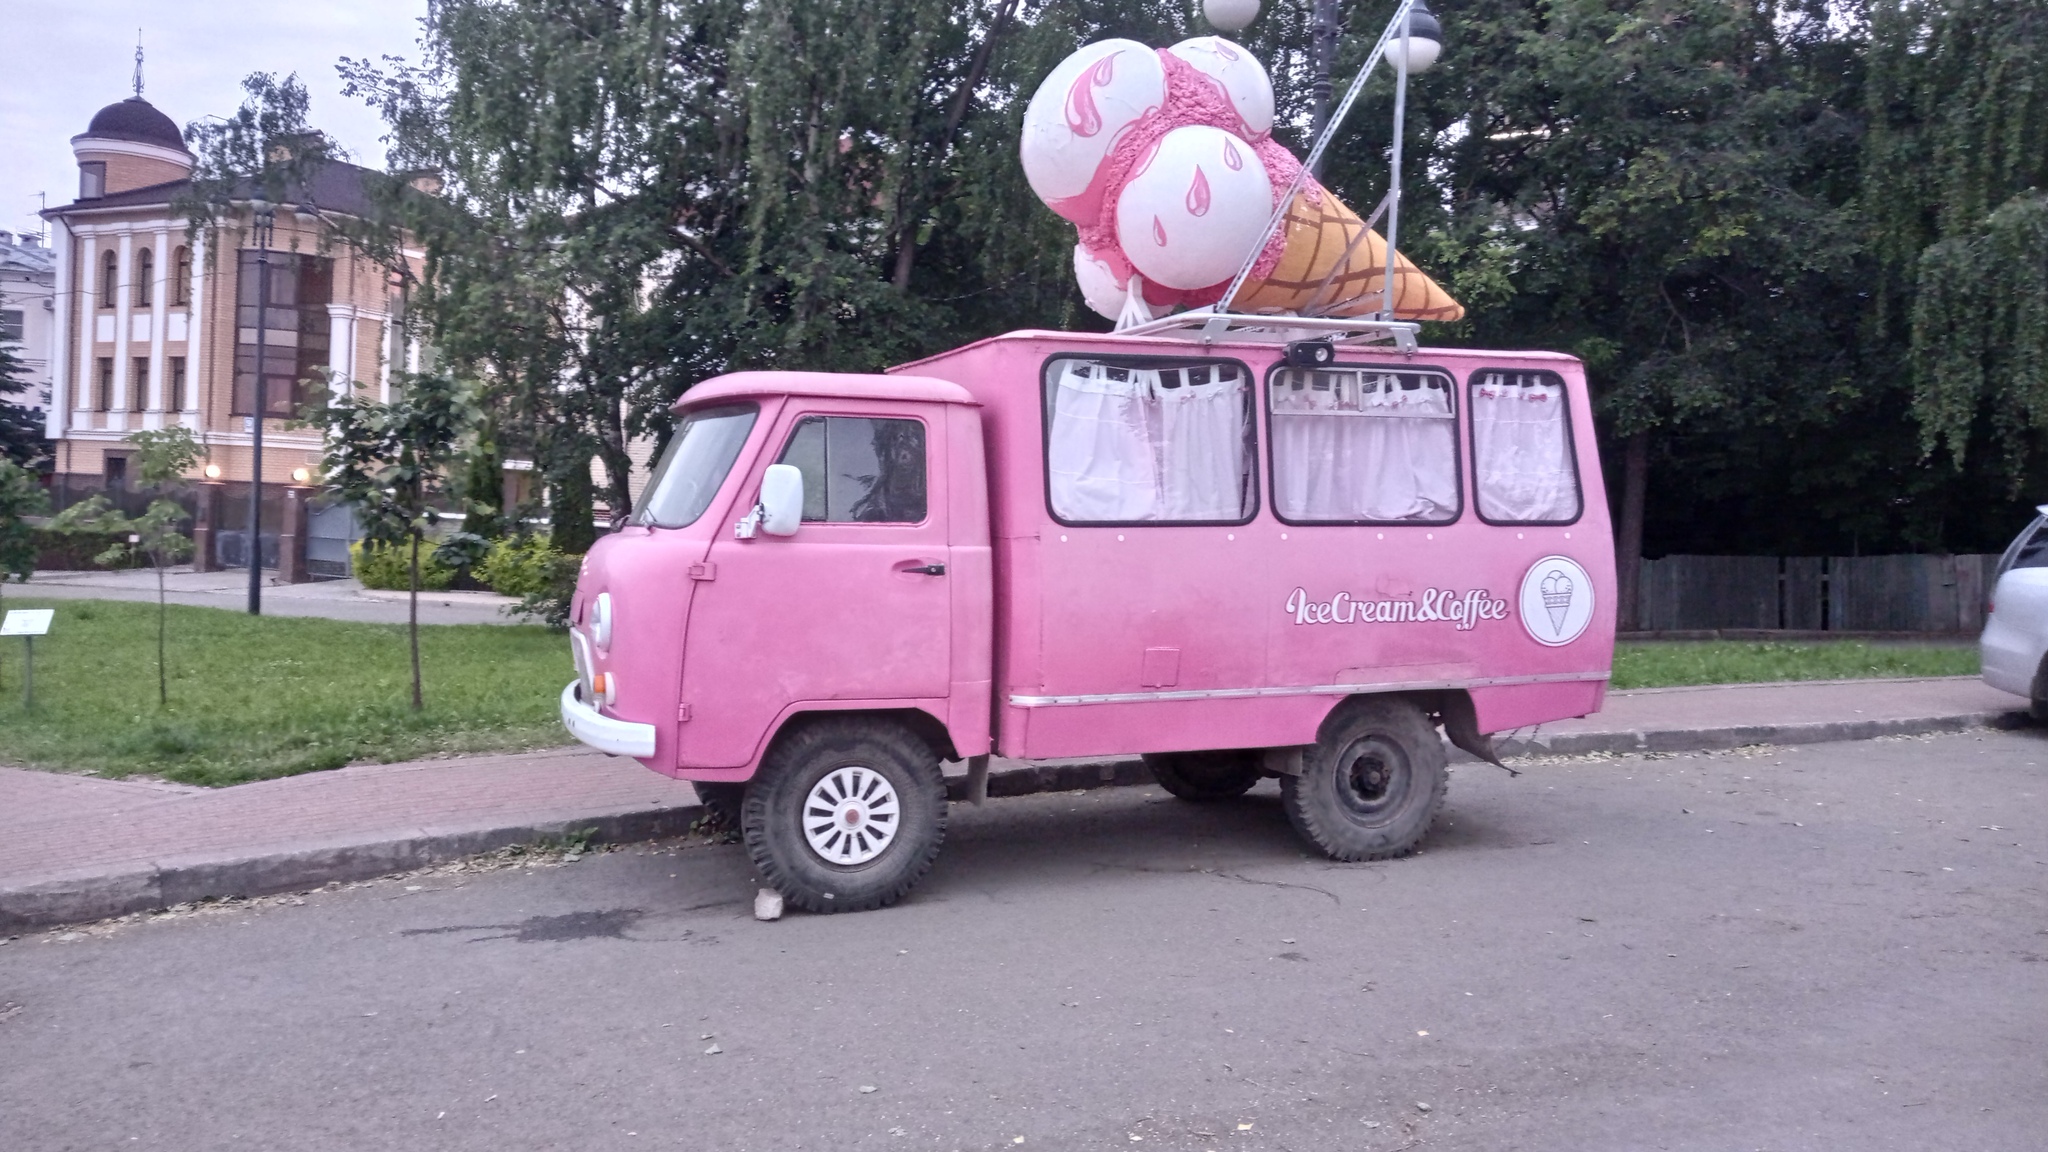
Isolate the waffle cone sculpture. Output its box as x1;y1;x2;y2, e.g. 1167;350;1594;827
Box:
1233;191;1464;321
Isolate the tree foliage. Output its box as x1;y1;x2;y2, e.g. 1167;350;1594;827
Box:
309;371;481;711
0;341;46;470
313;0;2048;558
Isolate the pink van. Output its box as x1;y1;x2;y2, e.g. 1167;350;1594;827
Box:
562;323;1614;912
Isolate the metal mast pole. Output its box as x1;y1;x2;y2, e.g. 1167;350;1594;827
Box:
1381;13;1411;320
247;201;272;615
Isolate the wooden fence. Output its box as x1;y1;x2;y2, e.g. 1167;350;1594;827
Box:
1636;554;2000;633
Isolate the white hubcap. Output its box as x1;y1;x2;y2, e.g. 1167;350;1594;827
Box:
803;767;901;865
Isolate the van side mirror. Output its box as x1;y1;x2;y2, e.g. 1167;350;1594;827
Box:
755;464;804;537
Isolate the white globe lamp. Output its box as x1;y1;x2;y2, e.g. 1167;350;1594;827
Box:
1395;0;1443;73
1203;0;1260;34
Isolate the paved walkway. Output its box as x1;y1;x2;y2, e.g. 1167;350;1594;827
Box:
0;675;2030;929
13;568;523;625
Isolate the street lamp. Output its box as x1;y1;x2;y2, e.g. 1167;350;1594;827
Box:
246;195;274;616
1380;0;1442;322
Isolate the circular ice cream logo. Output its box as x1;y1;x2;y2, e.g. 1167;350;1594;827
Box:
1519;555;1594;646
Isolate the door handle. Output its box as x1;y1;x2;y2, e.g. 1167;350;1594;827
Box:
902;563;947;576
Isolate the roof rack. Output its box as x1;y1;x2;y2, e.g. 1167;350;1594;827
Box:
1117;309;1423;354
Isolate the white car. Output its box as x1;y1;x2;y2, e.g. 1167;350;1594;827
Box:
1982;505;2048;717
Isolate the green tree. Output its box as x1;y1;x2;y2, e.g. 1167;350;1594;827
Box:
0;340;46;469
48;428;206;707
0;456;47;594
1372;0;1867;619
1863;0;2048;485
309;371;480;711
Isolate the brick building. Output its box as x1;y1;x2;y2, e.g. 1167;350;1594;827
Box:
38;92;419;571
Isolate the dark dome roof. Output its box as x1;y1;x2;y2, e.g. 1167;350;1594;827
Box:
82;97;187;151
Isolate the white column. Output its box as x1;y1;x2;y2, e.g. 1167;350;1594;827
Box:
183;229;206;421
46;219;71;439
74;226;97;427
145;226;170;427
325;303;356;398
378;312;394;403
112;231;133;422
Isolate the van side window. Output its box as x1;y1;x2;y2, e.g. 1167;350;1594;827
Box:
777;416;928;523
1269;366;1459;523
1469;370;1583;523
1042;356;1256;524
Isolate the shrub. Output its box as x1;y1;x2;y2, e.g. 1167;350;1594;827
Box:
475;534;580;629
351;541;456;591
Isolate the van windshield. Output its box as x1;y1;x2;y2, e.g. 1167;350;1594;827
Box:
633;404;758;528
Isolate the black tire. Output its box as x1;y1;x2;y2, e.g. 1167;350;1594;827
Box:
1143;750;1263;801
1280;697;1448;861
692;782;745;831
740;717;947;913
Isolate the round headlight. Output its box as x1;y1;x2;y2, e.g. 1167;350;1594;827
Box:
593;592;613;649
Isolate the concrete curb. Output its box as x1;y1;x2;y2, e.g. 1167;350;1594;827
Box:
1490;708;2030;759
4;711;2031;932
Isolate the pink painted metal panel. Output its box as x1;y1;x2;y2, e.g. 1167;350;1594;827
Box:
894;332;1616;759
1469;680;1606;733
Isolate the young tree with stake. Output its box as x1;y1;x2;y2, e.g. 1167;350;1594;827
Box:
309;371;479;711
49;428;206;707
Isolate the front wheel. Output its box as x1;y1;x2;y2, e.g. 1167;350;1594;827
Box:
1281;698;1448;861
741;718;947;913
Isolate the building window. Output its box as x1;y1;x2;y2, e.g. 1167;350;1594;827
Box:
169;357;187;412
1040;356;1258;525
0;309;21;343
100;250;118;308
94;357;113;411
776;416;929;523
105;455;129;491
1269;365;1461;524
135;247;154;307
134;357;151;409
172;247;191;306
79;162;106;200
232;250;332;418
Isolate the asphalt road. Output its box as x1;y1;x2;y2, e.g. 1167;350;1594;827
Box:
4;731;2046;1152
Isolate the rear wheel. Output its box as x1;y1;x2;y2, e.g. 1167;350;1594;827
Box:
1281;698;1448;861
741;718;947;913
1142;751;1262;801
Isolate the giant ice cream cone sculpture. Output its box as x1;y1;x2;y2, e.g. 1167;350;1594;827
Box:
1021;35;1462;325
1234;192;1464;321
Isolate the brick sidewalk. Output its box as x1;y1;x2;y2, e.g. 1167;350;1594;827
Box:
0;675;2030;929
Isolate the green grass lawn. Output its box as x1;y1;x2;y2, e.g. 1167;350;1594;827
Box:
0;598;570;786
1611;639;1979;690
0;596;1986;785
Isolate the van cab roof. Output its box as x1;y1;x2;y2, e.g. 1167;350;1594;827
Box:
675;371;976;413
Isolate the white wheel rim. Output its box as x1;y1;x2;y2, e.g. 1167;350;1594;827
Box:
802;767;901;865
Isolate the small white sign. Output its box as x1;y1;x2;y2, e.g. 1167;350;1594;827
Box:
1519;555;1595;647
0;609;54;637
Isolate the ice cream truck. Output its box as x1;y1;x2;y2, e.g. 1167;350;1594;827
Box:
560;9;1613;911
561;320;1614;911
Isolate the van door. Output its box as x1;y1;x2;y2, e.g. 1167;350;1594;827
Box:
674;403;954;769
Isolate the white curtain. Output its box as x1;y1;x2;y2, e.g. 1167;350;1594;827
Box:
1471;373;1579;521
1047;361;1250;522
1272;371;1458;522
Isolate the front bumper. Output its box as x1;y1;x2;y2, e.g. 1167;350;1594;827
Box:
560;680;658;758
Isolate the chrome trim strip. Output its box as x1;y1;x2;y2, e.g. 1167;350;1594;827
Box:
1006;670;1611;708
